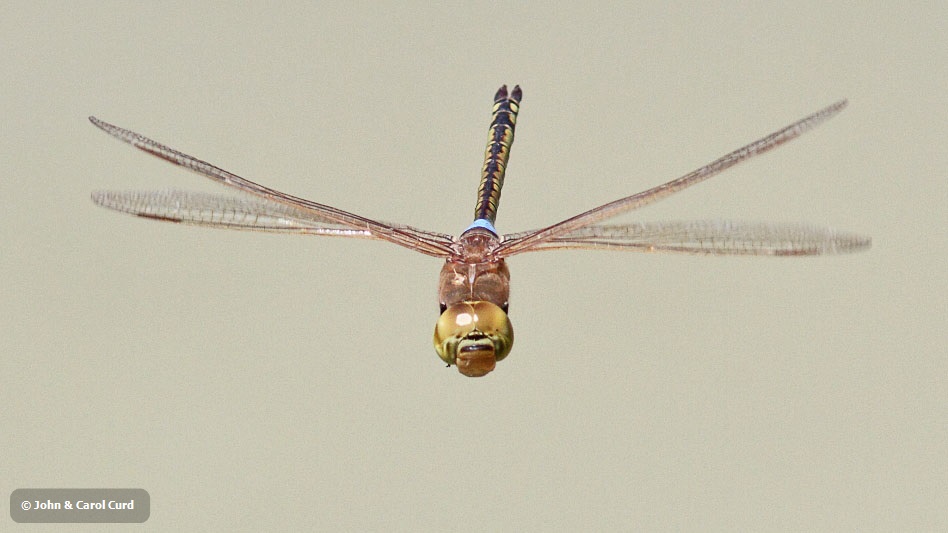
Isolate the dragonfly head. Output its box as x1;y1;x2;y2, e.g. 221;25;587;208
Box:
433;301;513;377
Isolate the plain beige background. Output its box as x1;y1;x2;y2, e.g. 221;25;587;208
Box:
1;2;944;531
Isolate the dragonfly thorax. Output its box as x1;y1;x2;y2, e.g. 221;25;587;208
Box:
438;258;509;312
451;226;502;261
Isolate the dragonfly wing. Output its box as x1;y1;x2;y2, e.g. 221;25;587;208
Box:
504;220;871;256
89;117;455;257
93;189;395;237
495;100;849;257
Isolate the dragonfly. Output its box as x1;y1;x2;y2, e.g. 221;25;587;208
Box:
90;85;870;377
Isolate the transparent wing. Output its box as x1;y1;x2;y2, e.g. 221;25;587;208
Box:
495;100;850;257
89;117;455;257
502;220;871;256
91;189;459;242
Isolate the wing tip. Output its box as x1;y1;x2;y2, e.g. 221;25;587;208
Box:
817;98;849;122
89;189;106;206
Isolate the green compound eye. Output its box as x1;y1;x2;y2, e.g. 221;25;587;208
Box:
433;301;514;378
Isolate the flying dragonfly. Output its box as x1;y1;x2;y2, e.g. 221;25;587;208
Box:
90;85;870;377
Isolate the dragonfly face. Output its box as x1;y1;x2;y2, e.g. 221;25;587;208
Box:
434;301;513;377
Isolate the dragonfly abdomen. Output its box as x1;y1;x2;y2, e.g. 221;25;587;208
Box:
473;85;521;227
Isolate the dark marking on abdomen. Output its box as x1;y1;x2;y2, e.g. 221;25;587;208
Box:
473;85;521;225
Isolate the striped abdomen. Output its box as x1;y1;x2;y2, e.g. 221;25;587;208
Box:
473;85;521;226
